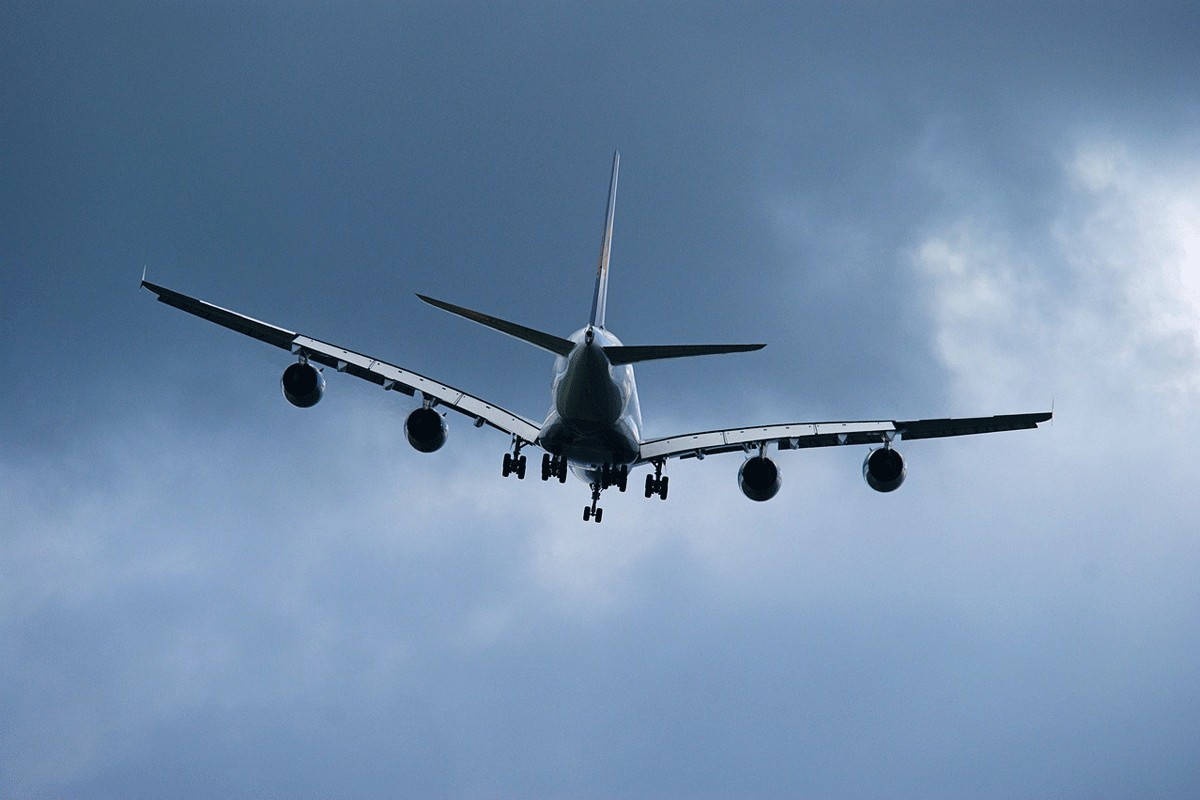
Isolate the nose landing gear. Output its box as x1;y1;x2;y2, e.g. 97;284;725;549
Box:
581;464;630;522
583;482;604;523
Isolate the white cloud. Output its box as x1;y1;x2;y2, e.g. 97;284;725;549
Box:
915;139;1200;415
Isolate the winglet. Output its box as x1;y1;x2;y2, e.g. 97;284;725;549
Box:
590;150;619;329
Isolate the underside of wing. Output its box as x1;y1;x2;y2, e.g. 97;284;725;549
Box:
638;412;1051;463
142;280;543;443
289;334;542;441
637;421;896;462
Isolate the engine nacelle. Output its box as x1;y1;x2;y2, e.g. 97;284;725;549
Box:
281;362;325;408
405;407;447;453
739;455;782;502
863;447;906;493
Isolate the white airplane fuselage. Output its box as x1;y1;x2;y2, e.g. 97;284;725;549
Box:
538;326;642;484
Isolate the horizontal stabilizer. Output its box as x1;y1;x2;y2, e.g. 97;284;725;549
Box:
604;343;765;365
417;294;575;356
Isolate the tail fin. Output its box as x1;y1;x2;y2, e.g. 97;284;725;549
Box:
590;150;619;329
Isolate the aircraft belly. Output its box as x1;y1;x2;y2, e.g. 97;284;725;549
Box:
539;415;638;467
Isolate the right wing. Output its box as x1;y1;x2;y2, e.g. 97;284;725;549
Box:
141;280;543;443
637;412;1051;463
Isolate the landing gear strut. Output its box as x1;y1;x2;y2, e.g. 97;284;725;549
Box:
644;459;668;500
583;482;604;523
501;436;527;479
541;453;568;483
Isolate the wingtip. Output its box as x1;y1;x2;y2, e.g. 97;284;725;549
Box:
415;293;442;309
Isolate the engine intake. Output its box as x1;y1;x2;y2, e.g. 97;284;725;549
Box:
739;455;781;502
863;447;906;492
405;407;447;453
281;362;325;408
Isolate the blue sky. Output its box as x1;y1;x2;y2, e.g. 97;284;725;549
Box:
3;2;1199;797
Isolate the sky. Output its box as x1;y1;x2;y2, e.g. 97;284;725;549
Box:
3;2;1199;797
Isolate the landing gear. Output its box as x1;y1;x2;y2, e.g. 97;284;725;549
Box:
501;437;527;479
581;464;629;522
644;460;668;500
583;482;604;523
541;453;568;483
600;464;628;492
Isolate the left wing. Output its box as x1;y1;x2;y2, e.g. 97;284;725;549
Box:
637;412;1051;463
141;280;543;443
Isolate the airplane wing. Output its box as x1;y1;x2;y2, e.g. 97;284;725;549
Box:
637;412;1052;463
141;280;544;443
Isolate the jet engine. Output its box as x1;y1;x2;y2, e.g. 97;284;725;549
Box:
738;455;782;502
863;447;906;493
405;407;447;453
281;362;325;408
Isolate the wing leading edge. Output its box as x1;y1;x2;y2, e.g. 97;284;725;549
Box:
141;280;542;442
637;412;1051;463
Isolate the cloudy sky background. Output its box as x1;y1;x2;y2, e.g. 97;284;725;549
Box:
3;2;1199;797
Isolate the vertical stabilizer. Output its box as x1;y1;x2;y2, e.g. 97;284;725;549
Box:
590;150;619;329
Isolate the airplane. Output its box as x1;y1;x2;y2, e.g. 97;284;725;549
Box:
142;151;1051;523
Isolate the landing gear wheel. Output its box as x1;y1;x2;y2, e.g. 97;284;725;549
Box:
658;475;669;500
645;474;656;498
503;437;527;479
583;506;592;521
542;454;569;483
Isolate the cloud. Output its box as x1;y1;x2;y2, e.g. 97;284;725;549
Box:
914;138;1200;415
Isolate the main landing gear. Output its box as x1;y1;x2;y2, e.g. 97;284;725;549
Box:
582;464;629;523
644;459;668;500
501;437;527;479
541;453;568;483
